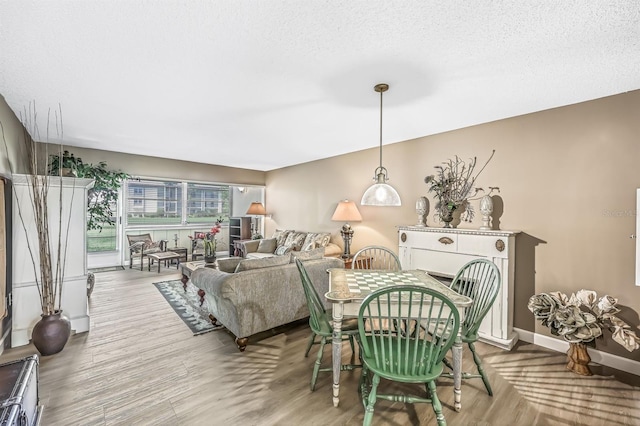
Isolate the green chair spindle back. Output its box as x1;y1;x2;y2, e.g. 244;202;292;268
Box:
351;245;401;270
442;258;501;396
450;259;501;340
295;258;331;335
358;285;460;426
295;258;359;391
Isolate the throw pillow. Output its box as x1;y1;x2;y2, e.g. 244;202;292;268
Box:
283;231;307;251
234;255;291;273
256;238;277;253
274;244;294;256
272;229;293;247
290;247;325;263
301;232;331;251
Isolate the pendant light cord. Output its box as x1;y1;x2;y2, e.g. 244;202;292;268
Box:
379;88;383;169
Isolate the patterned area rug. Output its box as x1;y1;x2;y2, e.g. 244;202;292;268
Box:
153;280;224;335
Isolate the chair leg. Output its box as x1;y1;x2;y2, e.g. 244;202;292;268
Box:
469;341;493;396
311;337;326;391
363;374;380;426
427;380;446;426
348;335;356;363
305;332;316;358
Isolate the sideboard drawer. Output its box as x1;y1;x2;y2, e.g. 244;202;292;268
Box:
457;234;510;259
399;230;458;253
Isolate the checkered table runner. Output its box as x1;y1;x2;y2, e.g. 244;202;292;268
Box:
346;271;423;294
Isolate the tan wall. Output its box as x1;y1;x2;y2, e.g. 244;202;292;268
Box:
266;90;640;361
0;96;28;176
35;144;266;185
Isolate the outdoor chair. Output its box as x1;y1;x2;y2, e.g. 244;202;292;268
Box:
442;258;501;395
295;258;360;391
351;245;401;270
358;285;460;426
127;233;167;270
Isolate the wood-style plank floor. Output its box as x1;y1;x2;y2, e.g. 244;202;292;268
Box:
1;268;639;425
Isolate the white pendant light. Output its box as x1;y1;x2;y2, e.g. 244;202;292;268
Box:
361;83;401;206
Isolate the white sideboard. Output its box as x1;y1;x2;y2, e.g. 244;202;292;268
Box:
12;175;94;347
398;226;520;350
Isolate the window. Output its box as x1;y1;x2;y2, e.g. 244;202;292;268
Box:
126;179;183;225
125;179;231;226
187;183;229;224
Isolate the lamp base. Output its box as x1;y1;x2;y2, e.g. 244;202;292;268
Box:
340;223;354;259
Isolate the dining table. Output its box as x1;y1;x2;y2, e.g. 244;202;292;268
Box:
325;268;472;411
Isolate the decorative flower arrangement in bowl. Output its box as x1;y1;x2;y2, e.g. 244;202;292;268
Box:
528;290;640;375
424;150;495;228
188;217;223;263
203;219;223;260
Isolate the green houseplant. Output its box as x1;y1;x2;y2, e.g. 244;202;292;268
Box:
48;150;129;233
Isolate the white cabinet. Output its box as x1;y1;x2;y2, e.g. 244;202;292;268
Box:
12;175;94;347
398;226;520;350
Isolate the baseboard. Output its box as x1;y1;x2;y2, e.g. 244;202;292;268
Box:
514;327;640;377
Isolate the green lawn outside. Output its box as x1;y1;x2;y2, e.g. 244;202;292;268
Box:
87;225;116;252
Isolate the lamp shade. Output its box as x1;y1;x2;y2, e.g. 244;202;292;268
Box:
246;202;266;215
331;200;362;222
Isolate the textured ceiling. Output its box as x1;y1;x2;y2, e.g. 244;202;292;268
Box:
1;1;639;171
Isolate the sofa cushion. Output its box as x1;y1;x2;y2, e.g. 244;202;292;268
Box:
257;238;277;253
301;232;331;251
234;254;291;273
283;231;307;251
272;229;293;247
324;243;343;257
274;244;295;256
290;247;325;263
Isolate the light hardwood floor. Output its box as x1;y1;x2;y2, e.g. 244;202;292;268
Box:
1;268;639;425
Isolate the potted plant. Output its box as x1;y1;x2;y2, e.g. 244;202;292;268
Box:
528;290;640;375
424;150;495;227
48;150;129;233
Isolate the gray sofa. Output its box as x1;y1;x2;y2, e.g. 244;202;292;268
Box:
190;253;343;351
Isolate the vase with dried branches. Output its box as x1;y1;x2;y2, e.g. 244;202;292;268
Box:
1;104;77;355
424;150;495;228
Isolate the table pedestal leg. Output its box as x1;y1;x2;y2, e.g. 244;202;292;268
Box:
331;302;344;408
452;335;463;412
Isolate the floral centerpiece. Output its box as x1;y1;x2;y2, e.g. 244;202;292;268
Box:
424;150;495;227
189;218;223;262
528;289;640;375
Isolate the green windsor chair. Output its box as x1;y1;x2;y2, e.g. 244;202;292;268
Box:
358;285;460;426
351;245;401;270
442;258;501;396
294;259;360;391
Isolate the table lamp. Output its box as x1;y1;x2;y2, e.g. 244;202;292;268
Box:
331;200;362;258
246;201;266;238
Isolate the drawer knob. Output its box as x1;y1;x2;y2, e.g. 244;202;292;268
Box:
400;232;407;242
438;237;454;245
495;239;505;252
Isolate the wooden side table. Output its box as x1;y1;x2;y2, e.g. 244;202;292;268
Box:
169;246;188;262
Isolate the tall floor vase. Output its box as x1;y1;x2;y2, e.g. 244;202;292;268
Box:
31;310;71;356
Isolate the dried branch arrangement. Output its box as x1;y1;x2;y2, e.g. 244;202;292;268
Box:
424;150;495;223
1;103;74;314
